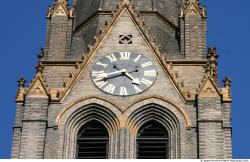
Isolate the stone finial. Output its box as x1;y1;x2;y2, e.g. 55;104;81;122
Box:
222;76;232;101
18;77;26;88
223;76;232;89
16;76;26;101
207;47;219;62
205;47;219;85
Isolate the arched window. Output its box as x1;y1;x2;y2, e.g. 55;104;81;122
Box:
76;120;109;159
137;120;169;159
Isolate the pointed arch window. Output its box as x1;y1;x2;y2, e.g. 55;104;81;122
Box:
136;120;169;159
76;120;109;159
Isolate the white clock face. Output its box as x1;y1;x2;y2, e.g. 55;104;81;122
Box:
91;52;157;96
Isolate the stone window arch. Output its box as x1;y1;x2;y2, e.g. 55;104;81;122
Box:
57;101;121;159
125;103;182;158
136;120;169;159
76;120;109;159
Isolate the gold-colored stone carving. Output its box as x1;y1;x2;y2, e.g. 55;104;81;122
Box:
47;0;74;18
198;76;221;98
180;0;206;18
25;73;49;98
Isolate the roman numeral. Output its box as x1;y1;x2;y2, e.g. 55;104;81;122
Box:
141;78;153;87
104;84;116;94
141;61;153;68
144;70;157;77
120;87;128;95
94;80;107;88
134;54;142;62
96;61;108;68
92;71;106;79
106;54;117;63
133;85;142;93
119;52;131;60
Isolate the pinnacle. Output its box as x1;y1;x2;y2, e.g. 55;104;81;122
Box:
17;77;26;88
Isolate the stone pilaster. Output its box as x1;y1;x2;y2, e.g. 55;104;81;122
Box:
196;77;224;159
18;74;49;158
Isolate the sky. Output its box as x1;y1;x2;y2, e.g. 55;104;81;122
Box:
0;0;249;159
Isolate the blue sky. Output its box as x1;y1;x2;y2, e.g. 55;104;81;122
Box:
0;0;249;159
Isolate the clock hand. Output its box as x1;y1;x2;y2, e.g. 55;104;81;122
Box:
127;69;139;73
105;69;126;79
94;69;127;82
124;72;140;85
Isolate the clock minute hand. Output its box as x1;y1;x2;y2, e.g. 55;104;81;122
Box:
124;72;140;85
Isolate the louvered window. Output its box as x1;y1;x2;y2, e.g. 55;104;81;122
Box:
137;120;169;159
76;120;109;159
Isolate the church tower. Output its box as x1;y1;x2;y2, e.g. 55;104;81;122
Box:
12;0;232;159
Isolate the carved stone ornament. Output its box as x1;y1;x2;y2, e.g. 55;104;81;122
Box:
28;80;47;97
47;0;74;18
16;77;27;101
18;77;26;88
26;75;49;98
198;77;221;98
181;0;206;18
221;76;232;101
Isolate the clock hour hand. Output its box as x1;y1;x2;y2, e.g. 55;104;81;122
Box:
94;69;126;82
124;72;140;85
105;69;127;79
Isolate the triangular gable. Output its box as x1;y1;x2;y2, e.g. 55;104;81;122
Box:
59;1;187;102
197;76;221;98
26;74;49;98
52;5;68;17
47;1;73;18
180;0;206;18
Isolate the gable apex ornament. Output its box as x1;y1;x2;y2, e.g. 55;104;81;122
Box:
47;0;74;18
25;73;50;98
180;0;206;18
197;76;222;98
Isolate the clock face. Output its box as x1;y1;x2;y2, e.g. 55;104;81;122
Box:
91;52;157;96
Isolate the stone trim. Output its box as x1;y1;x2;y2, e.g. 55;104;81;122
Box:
125;96;192;128
56;99;121;158
55;96;122;125
124;104;181;158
